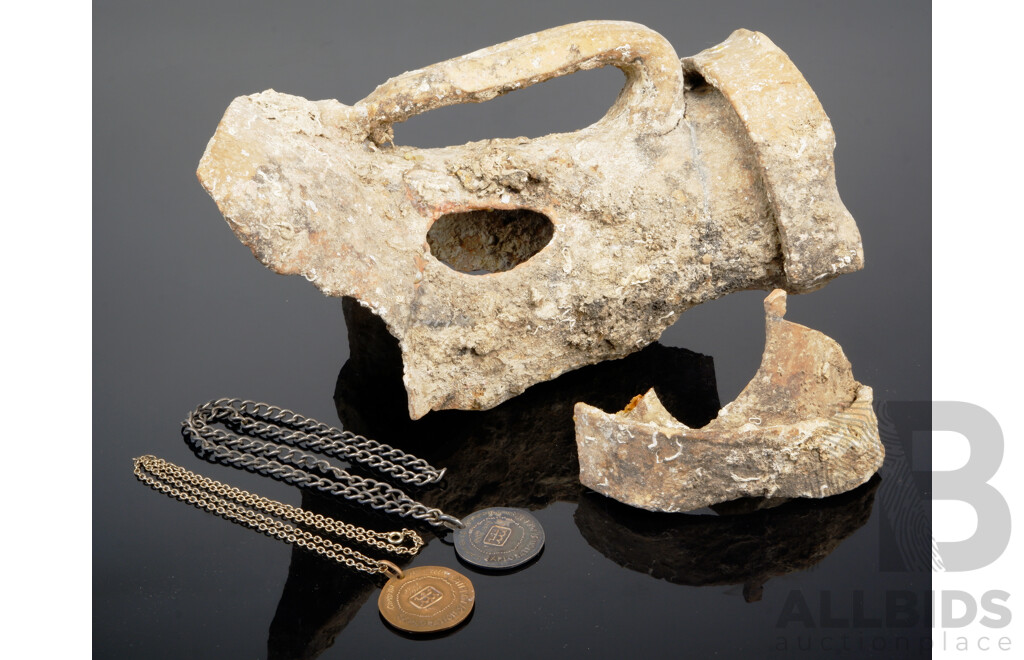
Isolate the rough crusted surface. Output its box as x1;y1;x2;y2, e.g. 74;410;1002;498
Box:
684;30;863;291
197;21;863;418
574;290;884;512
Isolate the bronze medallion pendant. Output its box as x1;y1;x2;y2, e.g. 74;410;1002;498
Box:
378;565;476;633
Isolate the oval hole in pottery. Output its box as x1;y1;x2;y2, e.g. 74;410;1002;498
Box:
427;209;555;274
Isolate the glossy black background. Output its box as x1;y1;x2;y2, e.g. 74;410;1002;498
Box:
93;1;931;657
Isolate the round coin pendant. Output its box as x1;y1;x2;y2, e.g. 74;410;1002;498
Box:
453;507;545;570
377;565;475;634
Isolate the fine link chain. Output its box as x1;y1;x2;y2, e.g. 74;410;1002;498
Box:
181;399;463;529
134;455;421;576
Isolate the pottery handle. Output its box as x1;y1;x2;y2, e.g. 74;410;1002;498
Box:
353;20;684;143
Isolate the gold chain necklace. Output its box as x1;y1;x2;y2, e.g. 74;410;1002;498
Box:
134;455;422;574
134;455;475;632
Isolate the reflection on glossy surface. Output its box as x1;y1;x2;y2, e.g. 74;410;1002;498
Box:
267;488;477;659
267;300;719;657
265;300;882;657
575;475;881;603
333;297;721;514
267;497;381;660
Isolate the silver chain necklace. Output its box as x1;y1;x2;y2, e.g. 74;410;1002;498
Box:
180;399;545;569
181;398;462;528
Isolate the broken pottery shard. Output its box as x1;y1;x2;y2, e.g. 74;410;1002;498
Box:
197;20;863;419
574;290;884;512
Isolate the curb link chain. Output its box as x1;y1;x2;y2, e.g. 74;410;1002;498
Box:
181;399;463;529
134;455;424;575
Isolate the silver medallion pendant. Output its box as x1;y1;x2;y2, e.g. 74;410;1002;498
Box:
453;507;545;570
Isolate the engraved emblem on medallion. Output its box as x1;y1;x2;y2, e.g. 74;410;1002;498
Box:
409;585;443;609
454;508;545;569
379;566;474;633
482;524;512;546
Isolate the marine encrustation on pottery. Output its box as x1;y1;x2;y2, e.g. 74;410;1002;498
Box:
197;21;864;419
574;290;884;512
